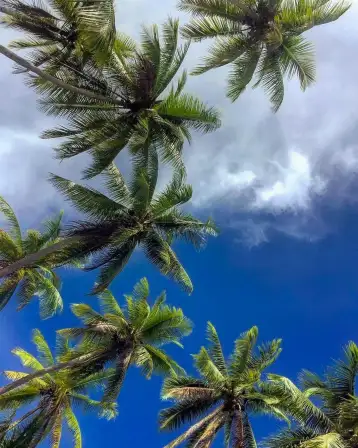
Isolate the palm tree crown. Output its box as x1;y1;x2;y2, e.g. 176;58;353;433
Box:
0;0;116;73
49;158;218;294
0;329;116;448
266;341;358;448
179;0;350;110
33;17;221;178
58;278;192;402
0;197;65;318
160;324;288;447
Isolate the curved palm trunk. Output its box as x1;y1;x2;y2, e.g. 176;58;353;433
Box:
164;407;224;448
232;408;245;448
0;236;80;279
8;405;42;431
0;45;123;106
0;351;98;397
102;342;133;402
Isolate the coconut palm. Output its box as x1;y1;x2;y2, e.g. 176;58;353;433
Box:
0;0;116;73
0;278;192;401
0;329;117;448
265;341;358;448
0;197;67;318
28;17;221;178
0;156;217;290
179;0;350;110
55;277;193;403
159;323;291;447
50;160;217;294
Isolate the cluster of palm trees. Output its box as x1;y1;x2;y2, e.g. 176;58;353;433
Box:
0;0;353;446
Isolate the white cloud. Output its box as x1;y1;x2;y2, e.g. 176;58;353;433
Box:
254;151;326;212
1;0;358;244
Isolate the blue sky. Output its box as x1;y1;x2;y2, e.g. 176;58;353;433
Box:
1;200;358;446
1;0;358;446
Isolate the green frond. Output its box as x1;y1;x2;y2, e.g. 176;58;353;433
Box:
40;210;64;245
34;271;64;319
161;376;216;401
194;347;225;385
125;293;150;329
0;196;21;243
91;240;137;294
97;289;124;317
229;326;258;377
70;392;117;420
206;322;227;376
181;16;241;41
70;303;105;327
252;339;283;371
132;277;150;302
191;36;250;75
64;406;82;448
32;329;54;367
143;232;193;294
266;374;333;432
157;91;221;132
49;173;122;220
178;0;248;20
227;48;261;101
0;230;21;260
0;276;20;312
141;303;193;346
11;348;44;372
102;163;132;208
254;50;284;112
281;35;316;90
143;344;186;377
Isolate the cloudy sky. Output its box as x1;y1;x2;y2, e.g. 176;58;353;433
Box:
2;2;358;447
1;0;358;245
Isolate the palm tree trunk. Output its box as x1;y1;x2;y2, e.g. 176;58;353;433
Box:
232;408;245;448
0;351;99;397
0;236;81;279
8;405;42;430
164;406;224;448
0;45;124;106
102;344;133;402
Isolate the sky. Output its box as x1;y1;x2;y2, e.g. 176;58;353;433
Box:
1;0;358;446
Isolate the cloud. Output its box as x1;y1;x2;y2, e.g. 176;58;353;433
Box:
0;1;358;245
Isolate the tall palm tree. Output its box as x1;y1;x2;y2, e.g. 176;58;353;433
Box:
57;278;193;402
265;341;358;448
0;159;218;293
179;0;350;110
31;17;221;178
0;197;66;318
0;329;117;448
159;323;290;447
0;278;193;401
0;0;116;72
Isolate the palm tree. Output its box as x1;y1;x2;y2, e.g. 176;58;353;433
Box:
0;158;218;293
265;341;358;448
0;197;66;318
0;278;192;401
179;0;350;110
30;17;221;178
0;0;116;73
159;323;290;447
0;329;117;448
57;277;193;402
0;278;192;400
